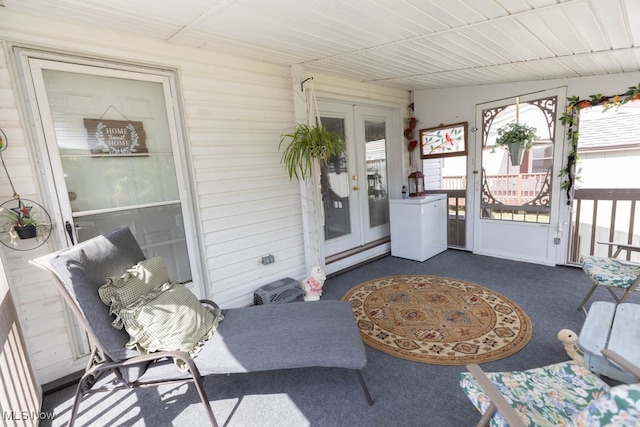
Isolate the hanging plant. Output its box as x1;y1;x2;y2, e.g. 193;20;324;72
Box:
494;122;538;150
492;122;538;166
559;83;640;204
279;123;346;180
0;204;38;239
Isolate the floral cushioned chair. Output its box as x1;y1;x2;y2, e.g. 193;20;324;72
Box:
578;255;640;313
459;349;640;426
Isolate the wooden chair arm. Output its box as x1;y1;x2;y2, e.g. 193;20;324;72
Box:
602;349;640;380
466;364;526;427
597;241;640;259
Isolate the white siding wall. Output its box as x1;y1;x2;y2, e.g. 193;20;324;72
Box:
0;10;300;384
0;9;408;384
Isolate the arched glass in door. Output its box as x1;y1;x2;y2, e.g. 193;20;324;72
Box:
480;96;557;224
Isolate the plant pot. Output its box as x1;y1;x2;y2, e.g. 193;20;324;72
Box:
14;224;37;239
508;142;524;166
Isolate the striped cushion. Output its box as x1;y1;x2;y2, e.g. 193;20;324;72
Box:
99;256;224;370
99;255;170;321
118;281;224;368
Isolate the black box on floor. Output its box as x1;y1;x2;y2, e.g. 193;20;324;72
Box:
254;277;304;305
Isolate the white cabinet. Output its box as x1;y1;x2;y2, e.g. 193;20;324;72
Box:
389;194;447;262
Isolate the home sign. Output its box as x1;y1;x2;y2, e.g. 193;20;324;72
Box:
83;119;147;155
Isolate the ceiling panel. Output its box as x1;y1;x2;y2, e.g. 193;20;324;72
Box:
2;0;639;90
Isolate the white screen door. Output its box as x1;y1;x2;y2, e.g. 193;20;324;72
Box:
472;88;567;265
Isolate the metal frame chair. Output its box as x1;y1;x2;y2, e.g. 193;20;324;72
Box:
30;227;373;426
578;255;640;313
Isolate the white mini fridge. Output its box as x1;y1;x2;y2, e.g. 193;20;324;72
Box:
389;194;447;262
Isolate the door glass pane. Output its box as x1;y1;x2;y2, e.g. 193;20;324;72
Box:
62;155;179;211
42;69;191;282
75;204;191;282
321;117;351;240
365;120;389;228
480;96;556;223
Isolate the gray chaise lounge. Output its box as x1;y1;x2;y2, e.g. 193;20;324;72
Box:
30;227;372;427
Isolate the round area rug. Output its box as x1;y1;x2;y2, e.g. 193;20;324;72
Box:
342;275;532;365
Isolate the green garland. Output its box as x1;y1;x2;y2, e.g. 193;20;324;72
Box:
559;83;640;205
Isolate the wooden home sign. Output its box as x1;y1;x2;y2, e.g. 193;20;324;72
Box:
83;119;147;155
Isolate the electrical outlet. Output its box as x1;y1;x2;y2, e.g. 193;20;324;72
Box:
261;254;275;265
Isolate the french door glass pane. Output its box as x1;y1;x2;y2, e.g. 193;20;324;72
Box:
321;116;351;240
365;120;389;228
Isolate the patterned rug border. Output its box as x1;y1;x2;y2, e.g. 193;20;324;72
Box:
342;275;533;365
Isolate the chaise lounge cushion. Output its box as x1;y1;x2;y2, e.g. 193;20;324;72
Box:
139;299;367;381
193;300;366;374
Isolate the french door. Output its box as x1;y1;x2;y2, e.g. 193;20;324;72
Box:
318;100;392;258
472;88;568;265
18;52;202;354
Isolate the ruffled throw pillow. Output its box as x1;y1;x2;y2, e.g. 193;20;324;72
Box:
99;257;223;370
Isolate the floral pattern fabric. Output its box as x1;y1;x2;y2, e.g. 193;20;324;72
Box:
460;360;612;426
581;256;640;290
571;384;640;426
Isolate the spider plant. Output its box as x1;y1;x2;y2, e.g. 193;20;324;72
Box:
279;124;346;180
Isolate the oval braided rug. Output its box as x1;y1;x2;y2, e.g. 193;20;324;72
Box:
342;275;532;365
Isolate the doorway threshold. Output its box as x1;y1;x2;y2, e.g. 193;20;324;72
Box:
325;237;390;276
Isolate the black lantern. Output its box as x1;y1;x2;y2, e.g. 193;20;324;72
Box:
408;171;426;197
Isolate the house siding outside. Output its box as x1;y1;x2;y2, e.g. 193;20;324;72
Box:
0;9;408;385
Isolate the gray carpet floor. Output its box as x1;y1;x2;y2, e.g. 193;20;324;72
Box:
40;249;639;426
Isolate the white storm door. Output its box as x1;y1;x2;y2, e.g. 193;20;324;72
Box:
318;101;362;256
25;57;203;293
472;88;567;265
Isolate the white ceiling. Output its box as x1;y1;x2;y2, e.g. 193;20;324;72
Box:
4;0;640;90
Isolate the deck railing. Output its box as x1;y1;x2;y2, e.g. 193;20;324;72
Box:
438;177;639;264
569;188;640;264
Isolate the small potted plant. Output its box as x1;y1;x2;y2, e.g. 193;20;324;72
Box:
1;205;38;239
279;123;346;180
494;122;538;166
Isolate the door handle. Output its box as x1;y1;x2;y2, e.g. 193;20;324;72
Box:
353;185;360;191
65;221;75;245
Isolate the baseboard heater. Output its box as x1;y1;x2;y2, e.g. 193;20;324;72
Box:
254;277;304;305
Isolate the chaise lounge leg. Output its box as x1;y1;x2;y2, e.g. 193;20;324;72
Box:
355;370;374;405
68;379;86;427
192;376;218;427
